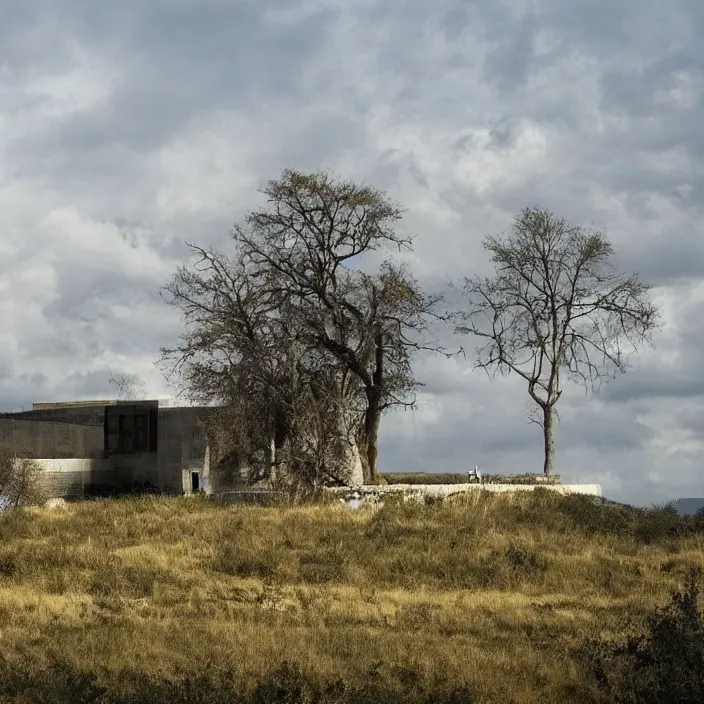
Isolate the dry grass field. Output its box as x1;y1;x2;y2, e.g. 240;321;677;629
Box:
0;488;701;703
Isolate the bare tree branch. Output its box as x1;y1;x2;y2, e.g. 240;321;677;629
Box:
159;169;448;487
453;206;661;476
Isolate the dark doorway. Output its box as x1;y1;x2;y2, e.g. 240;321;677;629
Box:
191;471;200;493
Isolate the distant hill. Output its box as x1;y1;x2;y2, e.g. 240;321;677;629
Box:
674;498;704;516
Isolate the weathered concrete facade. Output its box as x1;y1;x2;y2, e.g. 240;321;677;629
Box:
157;407;211;494
0;400;222;499
0;418;103;459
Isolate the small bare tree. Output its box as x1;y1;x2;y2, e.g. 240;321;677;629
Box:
0;451;47;509
454;207;660;476
108;371;147;400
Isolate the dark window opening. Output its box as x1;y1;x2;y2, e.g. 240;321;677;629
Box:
119;414;135;453
134;413;147;452
191;471;200;493
148;408;158;452
105;406;154;454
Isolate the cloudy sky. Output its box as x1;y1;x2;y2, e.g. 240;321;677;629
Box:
1;0;703;507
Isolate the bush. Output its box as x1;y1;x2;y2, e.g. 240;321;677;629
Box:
0;453;47;509
213;542;279;580
554;494;704;544
299;550;348;584
84;481;161;499
504;543;548;579
556;494;635;536
576;566;704;703
382;473;471;486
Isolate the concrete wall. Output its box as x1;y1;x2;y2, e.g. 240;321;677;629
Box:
17;456;160;499
2;406;105;426
4;403;238;498
0;419;104;459
112;454;159;488
21;458;115;498
326;483;603;502
157;408;209;494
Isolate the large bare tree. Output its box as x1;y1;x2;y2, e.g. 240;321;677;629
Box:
162;245;325;483
453;207;660;476
233;169;446;482
161;169;446;485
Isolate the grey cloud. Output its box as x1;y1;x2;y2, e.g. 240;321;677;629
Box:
672;405;704;435
541;0;676;55
599;57;703;116
488;117;521;150
481;11;538;92
2;0;704;509
559;400;655;452
3;0;335;200
408;160;430;189
0;373;50;413
61;369;118;398
599;372;704;404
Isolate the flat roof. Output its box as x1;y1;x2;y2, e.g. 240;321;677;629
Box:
32;400;160;410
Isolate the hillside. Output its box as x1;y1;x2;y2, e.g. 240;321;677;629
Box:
0;489;702;703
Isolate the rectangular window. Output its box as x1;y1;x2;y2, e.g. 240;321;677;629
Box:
148;408;158;452
105;405;158;455
119;413;135;453
134;413;147;452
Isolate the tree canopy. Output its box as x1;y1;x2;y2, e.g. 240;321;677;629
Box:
161;169;446;487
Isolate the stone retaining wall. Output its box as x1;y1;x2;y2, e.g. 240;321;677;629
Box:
326;482;602;505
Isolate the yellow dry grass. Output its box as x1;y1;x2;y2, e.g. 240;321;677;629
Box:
0;489;700;703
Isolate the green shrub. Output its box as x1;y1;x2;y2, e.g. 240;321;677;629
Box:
554;495;704;544
576;566;704;703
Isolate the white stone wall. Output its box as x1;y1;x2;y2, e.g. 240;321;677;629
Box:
13;457;160;498
326;482;603;505
14;458;114;498
19;458;113;473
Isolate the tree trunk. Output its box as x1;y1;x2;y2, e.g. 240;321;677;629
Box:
359;330;385;485
266;435;276;481
336;412;364;487
365;415;380;484
360;390;382;484
270;413;288;481
543;404;554;477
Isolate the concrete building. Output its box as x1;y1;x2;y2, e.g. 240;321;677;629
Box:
0;400;247;499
